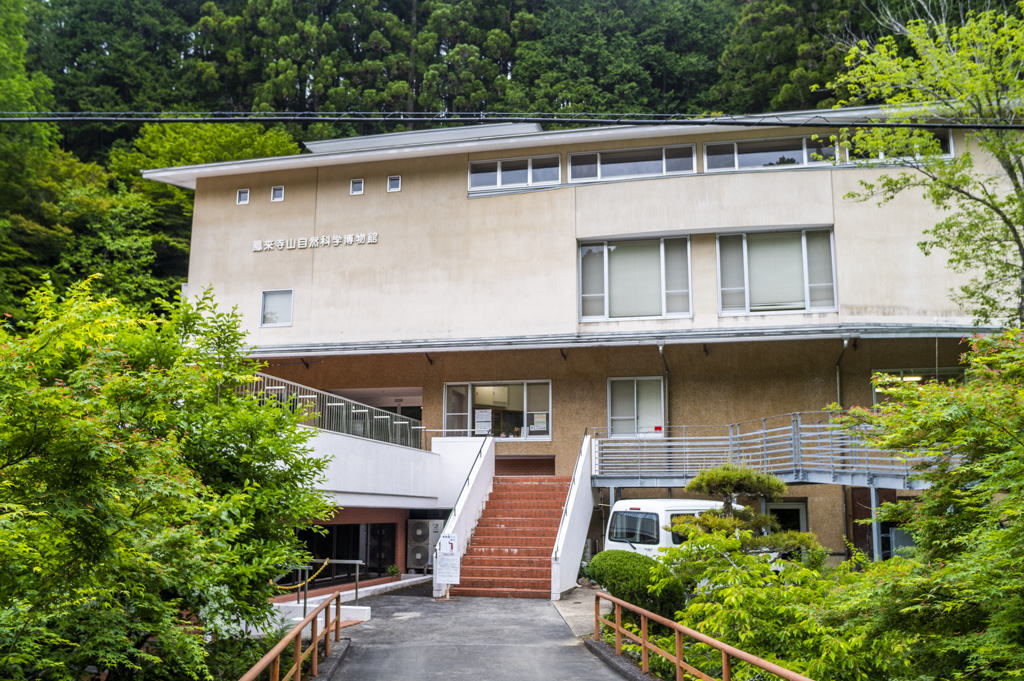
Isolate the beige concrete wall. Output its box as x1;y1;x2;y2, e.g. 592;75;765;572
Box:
187;129;974;348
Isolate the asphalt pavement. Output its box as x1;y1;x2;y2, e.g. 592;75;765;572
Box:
332;582;624;681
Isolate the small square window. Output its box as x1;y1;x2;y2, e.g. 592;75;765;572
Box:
261;290;293;327
387;175;401;192
351;179;364;195
236;189;250;205
270;186;285;202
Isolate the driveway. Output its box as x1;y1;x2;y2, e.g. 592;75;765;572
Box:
333;586;623;681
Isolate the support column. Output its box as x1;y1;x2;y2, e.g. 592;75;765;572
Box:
870;486;882;561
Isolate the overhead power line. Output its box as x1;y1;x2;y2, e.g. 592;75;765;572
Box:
1;110;1023;130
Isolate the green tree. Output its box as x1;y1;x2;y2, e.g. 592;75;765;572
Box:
832;5;1024;326
829;329;1024;679
0;279;333;679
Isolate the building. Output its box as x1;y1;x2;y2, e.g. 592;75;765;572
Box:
144;109;988;598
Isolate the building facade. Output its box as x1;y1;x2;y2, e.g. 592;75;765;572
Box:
146;113;984;582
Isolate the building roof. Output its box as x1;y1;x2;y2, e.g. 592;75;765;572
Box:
141;106;886;190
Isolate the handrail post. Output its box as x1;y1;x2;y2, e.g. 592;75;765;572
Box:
334;593;341;641
675;630;683;681
614;604;622;655
270;656;280;681
323;598;331;658
594;594;600;642
292;635;302;681
722;650;732;681
641;613;649;673
311;616;319;677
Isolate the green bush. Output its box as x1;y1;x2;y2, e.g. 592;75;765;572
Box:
589;550;684;619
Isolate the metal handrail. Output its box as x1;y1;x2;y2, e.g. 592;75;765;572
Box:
435;435;492;553
239;589;350;681
595;591;815;681
242;373;427;449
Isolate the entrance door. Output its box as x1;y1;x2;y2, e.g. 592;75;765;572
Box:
365;523;396;578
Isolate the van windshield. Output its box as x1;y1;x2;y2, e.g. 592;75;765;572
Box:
608;511;659;545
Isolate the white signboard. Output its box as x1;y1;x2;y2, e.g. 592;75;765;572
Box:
435;532;460;585
474;409;492;436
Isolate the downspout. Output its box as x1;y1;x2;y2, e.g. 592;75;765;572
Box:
658;343;670;430
834;337;849;408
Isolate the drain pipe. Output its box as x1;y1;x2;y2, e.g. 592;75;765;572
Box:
834;337;849;407
658;343;670;430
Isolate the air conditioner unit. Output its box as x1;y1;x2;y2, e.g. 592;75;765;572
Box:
407;544;430;570
407;519;431;545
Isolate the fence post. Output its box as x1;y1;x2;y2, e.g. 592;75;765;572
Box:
335;593;342;641
675;630;683;681
292;635;302;681
615;604;622;655
722;651;732;681
594;595;600;642
311;616;319;677
641;614;649;673
324;598;331;658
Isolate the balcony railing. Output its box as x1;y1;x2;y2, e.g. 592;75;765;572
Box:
591;412;949;490
242;373;427;450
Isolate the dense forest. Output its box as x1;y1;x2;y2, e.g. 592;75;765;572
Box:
0;0;958;313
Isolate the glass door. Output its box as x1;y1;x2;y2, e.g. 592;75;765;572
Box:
608;377;664;437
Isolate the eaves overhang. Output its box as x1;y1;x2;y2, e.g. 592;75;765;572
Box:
246;322;995;359
141;106;888;190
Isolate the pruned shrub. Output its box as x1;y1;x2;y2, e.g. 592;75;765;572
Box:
589;550;684;619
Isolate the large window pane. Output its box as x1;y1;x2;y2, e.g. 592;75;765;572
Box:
706;143;736;170
600;148;664;178
608;241;661;317
747;233;804;311
664;238;689;314
501;159;529;185
609;380;635;435
636;379;663;434
532;156;560;183
526;382;550;436
580;244;606;317
807;137;836;163
805;230;835;308
665;146;694;173
719;236;746;311
570;154;598;180
737;139;804;168
469;162;498;188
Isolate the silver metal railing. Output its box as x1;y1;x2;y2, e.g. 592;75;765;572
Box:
591;412;954;489
242;373;427;450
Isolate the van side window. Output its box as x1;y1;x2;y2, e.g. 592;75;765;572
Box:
670;513;695;544
608;511;659;544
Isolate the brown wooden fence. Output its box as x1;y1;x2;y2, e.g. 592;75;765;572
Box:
595;592;815;681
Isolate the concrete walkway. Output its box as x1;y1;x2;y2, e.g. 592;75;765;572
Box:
333;586;623;681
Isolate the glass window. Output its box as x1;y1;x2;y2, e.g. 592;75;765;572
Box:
350;178;364;195
871;367;965;404
570;153;598;180
707;137;838;171
271;185;285;201
570;146;696;182
261;290;292;326
387;175;401;192
236;188;250;205
469;156;561;190
531;156;560;183
443;381;551;440
600;148;663;178
580;238;690;319
608;511;660;544
718;229;836;314
608;377;663;436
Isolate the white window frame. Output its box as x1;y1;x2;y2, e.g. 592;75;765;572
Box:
387;175;402;192
579;237;692;321
765;501;808;532
607;377;665;438
260;289;293;327
236;188;250;205
716;229;837;316
271;185;285;202
442;380;552;441
846;129;955;164
568;145;696;183
467;155;562;191
704;135;838;173
350;178;364;195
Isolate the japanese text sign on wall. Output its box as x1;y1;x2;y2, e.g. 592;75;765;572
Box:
251;233;379;252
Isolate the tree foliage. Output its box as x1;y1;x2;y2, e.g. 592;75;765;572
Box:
0;279;333;680
832;4;1024;326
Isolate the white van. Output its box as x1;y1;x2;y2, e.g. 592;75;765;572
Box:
604;498;732;556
